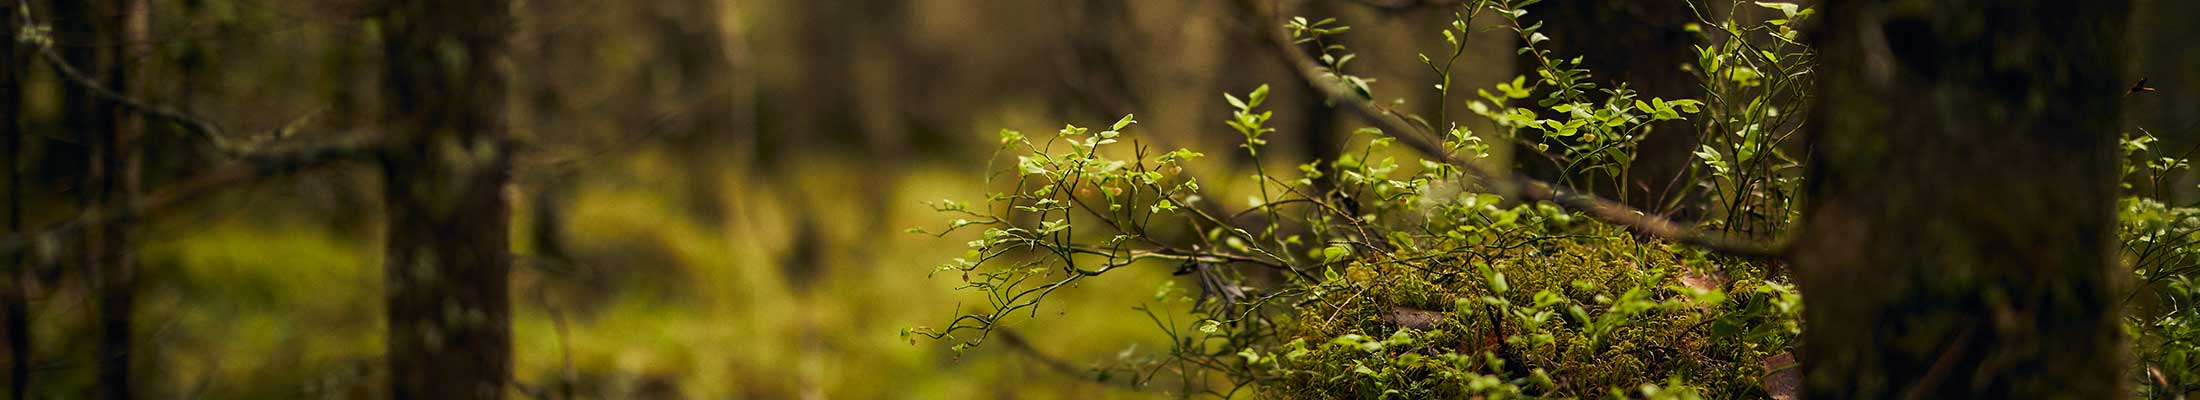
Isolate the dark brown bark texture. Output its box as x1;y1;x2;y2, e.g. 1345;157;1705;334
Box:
1513;0;1701;214
379;0;515;398
1793;0;2130;398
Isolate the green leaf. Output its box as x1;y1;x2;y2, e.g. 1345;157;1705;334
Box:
1753;1;1802;18
1017;156;1047;175
1238;348;1262;364
1669;99;1703;113
1321;244;1353;263
1112;114;1138;131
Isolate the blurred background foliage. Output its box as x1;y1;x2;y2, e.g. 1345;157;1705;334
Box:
2;0;2196;398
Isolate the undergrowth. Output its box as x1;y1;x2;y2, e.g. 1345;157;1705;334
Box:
912;0;2198;397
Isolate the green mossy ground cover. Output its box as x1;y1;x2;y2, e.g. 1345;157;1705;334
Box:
1251;224;1799;398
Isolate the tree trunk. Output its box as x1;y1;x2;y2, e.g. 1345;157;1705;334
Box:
2131;0;2200;201
1512;0;1701;214
1792;0;2130;397
1;0;27;396
1299;2;1342;175
56;0;144;397
103;2;145;398
379;0;514;398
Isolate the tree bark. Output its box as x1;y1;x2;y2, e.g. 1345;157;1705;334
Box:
1793;0;2130;397
379;0;514;398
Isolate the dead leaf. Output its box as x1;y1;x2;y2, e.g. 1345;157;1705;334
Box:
1388;306;1444;330
1680;268;1727;291
1762;351;1801;400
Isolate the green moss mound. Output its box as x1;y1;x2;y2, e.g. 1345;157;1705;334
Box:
1254;235;1800;398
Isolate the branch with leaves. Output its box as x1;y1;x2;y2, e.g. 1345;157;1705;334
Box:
913;2;1832;397
1230;0;1787;259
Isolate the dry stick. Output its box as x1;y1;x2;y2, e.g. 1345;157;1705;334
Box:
1234;0;1787;259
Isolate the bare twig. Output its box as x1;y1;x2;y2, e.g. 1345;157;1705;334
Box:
1335;0;1467;12
996;329;1144;390
32;42;264;156
18;4;314;159
4;3;389;260
996;330;1091;379
0;139;380;259
1230;0;1788;259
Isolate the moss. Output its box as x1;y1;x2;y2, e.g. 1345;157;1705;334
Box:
1262;232;1798;398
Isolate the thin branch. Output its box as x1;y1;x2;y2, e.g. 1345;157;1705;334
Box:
1334;0;1466;12
5;2;390;261
31;41;255;154
1230;0;1788;259
0;139;381;259
994;329;1148;390
19;5;306;159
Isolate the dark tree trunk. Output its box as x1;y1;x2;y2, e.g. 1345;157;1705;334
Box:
650;0;745;228
1299;2;1342;175
2131;0;2200;201
1288;1;1341;195
1793;0;2130;397
103;3;145;399
379;0;514;398
47;0;111;396
56;0;144;397
1;0;27;397
1512;0;1701;214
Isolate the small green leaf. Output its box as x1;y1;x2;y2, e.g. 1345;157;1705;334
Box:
1017;156;1047;175
1112;114;1137;131
1238;348;1262;364
1753;1;1802;18
1321;244;1353;263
